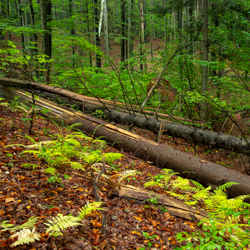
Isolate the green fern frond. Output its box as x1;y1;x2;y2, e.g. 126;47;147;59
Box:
170;192;190;201
69;162;85;170
26;140;56;149
185;200;198;206
21;163;40;169
78;202;104;219
4;144;26;148
193;186;212;201
44;167;57;175
171;177;193;191
66;123;83;131
10;228;40;247
216;182;239;192
64;138;81;147
102;152;124;163
144;181;164;188
118;170;140;183
24;135;36;144
44;214;82;236
22;150;40;155
0;216;38;232
161;169;179;176
190;180;205;190
226;196;250;210
84;150;102;163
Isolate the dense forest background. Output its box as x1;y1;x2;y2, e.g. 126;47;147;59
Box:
0;0;250;131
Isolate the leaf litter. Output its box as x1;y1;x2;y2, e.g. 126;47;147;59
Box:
0;102;246;250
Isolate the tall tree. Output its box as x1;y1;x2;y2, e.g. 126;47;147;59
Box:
121;0;126;66
40;0;52;83
103;0;109;57
201;0;209;119
94;0;101;69
139;0;147;70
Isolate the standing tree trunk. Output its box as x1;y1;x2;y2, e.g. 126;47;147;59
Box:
86;0;92;67
0;0;5;40
201;0;209;119
150;0;153;60
69;0;76;68
17;0;26;55
121;0;126;67
40;0;52;83
139;0;147;70
6;0;11;40
94;0;101;69
103;0;109;57
28;0;38;78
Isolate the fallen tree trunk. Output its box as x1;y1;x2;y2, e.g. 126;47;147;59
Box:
0;77;249;157
2;87;250;198
0;76;194;123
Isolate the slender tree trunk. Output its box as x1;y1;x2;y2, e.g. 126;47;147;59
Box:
0;0;5;40
5;0;11;40
86;0;92;67
94;0;101;69
17;0;25;55
40;0;52;83
120;0;126;67
201;0;209;119
28;0;38;78
103;0;109;57
150;0;153;60
139;0;147;70
69;0;76;68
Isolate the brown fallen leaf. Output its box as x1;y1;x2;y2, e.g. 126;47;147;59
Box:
5;197;15;203
100;239;108;250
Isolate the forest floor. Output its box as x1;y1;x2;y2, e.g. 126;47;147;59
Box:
0;99;249;249
1;35;250;249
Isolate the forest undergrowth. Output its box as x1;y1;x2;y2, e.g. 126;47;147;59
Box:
0;100;250;250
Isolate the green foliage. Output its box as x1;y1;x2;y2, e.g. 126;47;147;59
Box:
21;163;40;170
144;169;250;248
0;216;38;232
0;202;104;247
139;232;158;249
10;228;41;247
175;210;250;250
44;214;82;237
78;202;104;219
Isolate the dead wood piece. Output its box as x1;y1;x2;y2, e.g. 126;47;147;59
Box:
72;171;207;221
118;185;207;221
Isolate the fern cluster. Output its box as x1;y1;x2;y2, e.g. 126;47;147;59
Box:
5;128;124;184
144;169;250;248
0;202;104;247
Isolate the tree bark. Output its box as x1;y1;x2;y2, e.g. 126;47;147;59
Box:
201;0;209;119
94;0;101;69
103;0;109;57
120;0;126;66
1;87;250;198
40;0;52;83
138;0;147;70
